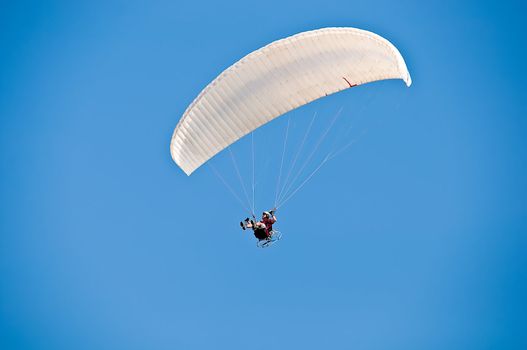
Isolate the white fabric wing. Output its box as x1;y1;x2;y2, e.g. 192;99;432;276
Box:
170;27;411;175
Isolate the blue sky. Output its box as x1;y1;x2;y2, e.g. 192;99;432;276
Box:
1;1;526;349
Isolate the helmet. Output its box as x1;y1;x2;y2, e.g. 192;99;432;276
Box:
263;211;270;217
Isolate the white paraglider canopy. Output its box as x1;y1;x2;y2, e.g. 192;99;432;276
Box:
170;27;411;175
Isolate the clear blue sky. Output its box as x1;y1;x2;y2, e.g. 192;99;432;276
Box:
1;1;526;349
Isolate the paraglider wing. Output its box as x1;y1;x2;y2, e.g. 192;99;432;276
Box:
170;27;411;175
